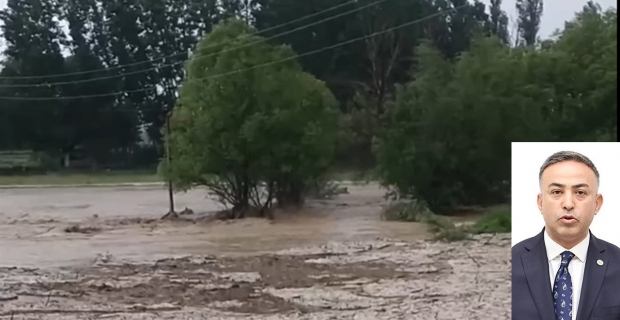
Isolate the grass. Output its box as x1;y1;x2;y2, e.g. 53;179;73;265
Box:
0;170;162;186
382;201;511;242
472;204;511;234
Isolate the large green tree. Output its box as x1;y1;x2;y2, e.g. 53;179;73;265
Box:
164;20;338;217
541;3;617;140
255;0;502;169
376;4;616;213
486;0;509;44
376;38;549;212
1;0;225;165
138;0;220;150
1;0;613;184
60;0;138;163
0;0;67;153
515;0;543;46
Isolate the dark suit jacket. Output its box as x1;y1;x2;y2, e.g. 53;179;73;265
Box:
512;228;620;320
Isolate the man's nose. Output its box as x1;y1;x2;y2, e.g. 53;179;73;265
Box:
562;193;575;211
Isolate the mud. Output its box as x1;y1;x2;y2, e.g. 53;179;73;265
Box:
0;184;511;319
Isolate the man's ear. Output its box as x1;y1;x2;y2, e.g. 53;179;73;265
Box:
537;193;543;212
594;193;603;214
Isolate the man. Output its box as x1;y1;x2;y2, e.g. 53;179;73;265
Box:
512;151;620;320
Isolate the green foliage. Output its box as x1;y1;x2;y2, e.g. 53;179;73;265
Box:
1;0;519;170
381;200;469;241
432;223;471;242
1;0;615;221
473;205;511;234
382;201;510;241
515;0;543;46
334;94;378;169
486;0;510;45
0;0;223;161
376;6;616;213
546;5;617;141
163;19;338;213
381;199;434;223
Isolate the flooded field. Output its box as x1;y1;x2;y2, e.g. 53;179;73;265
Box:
0;184;511;319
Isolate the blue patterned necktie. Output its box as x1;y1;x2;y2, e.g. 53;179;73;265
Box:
553;251;574;320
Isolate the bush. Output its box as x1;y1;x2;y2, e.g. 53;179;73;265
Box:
381;199;434;222
381;199;470;242
375;39;544;213
473;205;511;234
163;19;338;217
381;199;512;241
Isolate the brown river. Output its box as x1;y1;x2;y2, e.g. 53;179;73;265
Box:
0;184;510;319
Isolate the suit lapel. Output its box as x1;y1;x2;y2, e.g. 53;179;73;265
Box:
576;232;608;320
521;230;555;320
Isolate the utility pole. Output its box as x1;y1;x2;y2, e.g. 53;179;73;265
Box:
162;111;177;219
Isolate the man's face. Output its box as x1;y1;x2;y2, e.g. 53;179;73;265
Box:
537;160;603;248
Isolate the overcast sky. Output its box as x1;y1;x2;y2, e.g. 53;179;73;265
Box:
0;0;617;45
484;0;617;38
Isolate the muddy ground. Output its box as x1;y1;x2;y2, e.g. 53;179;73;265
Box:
0;184;511;319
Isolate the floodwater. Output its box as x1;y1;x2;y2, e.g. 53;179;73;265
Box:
0;183;429;267
0;184;511;319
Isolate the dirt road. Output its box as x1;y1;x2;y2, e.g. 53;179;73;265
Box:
0;184;511;319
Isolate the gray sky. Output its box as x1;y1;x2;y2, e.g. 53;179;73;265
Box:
484;0;617;39
0;0;617;45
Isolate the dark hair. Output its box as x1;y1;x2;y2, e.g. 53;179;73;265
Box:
539;151;600;184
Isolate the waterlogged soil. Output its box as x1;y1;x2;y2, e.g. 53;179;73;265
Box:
0;184;511;319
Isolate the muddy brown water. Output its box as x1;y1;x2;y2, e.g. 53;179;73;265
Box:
0;184;510;319
0;184;429;267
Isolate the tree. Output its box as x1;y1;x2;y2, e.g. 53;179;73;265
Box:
0;60;25;150
333;0;430;169
375;38;551;213
0;0;68;154
0;0;268;166
487;0;509;44
139;0;220;153
60;0;138;163
375;41;456;210
542;4;617;140
164;20;337;218
375;4;616;213
515;0;543;46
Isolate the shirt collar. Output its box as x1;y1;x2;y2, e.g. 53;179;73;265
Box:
544;229;590;263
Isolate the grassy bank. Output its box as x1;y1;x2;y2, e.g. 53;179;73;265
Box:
382;201;511;241
471;204;511;234
0;170;162;186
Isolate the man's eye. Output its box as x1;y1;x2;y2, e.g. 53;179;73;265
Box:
576;190;587;195
551;190;561;195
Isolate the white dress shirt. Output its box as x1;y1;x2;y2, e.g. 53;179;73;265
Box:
544;230;590;320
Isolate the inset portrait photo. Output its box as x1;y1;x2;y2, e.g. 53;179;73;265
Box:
511;142;620;246
511;142;620;320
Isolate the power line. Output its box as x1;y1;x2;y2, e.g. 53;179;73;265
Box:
0;0;388;88
0;5;464;101
0;0;361;81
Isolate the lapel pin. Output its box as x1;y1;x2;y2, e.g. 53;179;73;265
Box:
597;259;604;266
